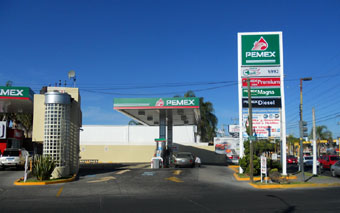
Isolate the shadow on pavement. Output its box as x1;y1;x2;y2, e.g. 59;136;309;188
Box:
78;163;131;177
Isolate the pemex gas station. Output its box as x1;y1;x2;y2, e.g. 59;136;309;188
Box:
114;97;201;167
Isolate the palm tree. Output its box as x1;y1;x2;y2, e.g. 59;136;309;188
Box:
183;90;218;143
310;125;332;156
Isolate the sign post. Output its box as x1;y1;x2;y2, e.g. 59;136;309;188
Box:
238;32;286;175
261;155;267;183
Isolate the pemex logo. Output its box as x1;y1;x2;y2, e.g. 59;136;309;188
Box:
155;98;164;107
252;37;268;51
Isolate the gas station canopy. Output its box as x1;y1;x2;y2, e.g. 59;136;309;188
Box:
113;97;200;126
0;86;34;113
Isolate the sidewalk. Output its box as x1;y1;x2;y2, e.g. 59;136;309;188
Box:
229;165;340;189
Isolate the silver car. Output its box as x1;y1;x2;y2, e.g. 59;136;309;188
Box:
0;149;29;169
331;160;340;177
172;152;195;168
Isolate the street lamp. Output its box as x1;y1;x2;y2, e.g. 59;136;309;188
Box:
299;77;312;182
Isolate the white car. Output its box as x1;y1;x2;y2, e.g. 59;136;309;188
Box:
303;156;320;167
331;161;340;177
0;149;29;169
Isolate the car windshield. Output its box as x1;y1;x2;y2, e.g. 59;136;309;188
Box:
2;150;20;156
304;157;313;160
176;154;192;158
330;156;340;161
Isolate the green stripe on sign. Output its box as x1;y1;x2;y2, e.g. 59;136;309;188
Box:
242;88;281;97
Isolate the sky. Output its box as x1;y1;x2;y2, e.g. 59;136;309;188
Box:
1;0;340;138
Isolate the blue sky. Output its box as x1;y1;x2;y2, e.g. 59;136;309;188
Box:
1;0;340;137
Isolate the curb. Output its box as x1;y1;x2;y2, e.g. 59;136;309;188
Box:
14;174;77;186
230;166;297;182
249;182;340;189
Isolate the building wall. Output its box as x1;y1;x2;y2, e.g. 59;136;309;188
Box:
79;125;225;164
32;94;45;143
32;87;82;144
79;144;218;164
80;125;197;145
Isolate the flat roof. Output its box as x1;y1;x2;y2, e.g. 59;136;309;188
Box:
0;86;34;113
114;97;200;126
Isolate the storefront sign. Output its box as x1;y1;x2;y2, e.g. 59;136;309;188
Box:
241;34;280;66
241;67;281;77
0;87;34;100
242;98;281;108
242;78;280;87
114;97;199;109
242;88;281;97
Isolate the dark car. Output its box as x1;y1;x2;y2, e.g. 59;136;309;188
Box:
287;155;298;164
172;152;195;168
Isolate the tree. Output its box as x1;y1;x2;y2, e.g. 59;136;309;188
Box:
286;134;299;155
309;125;332;155
182;90;218;142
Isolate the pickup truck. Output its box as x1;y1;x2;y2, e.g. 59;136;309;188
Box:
318;155;340;170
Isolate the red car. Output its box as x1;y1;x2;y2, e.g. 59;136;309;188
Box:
318;155;340;169
287;155;298;164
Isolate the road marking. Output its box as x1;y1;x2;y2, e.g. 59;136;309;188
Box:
116;169;130;175
142;171;155;176
56;186;64;197
125;163;150;169
173;170;182;175
166;176;184;183
87;176;116;183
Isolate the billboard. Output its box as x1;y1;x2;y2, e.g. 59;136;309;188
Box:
214;137;240;157
241;34;280;66
242;113;281;138
228;125;240;138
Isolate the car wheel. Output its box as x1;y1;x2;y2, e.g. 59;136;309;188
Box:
320;165;324;171
331;170;336;177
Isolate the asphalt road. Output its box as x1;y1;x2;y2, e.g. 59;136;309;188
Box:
1;164;340;212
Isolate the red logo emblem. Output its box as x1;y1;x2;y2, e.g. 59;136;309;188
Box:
252;37;268;50
155;98;164;107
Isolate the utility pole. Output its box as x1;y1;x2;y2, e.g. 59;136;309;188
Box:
312;108;317;175
247;78;254;183
299;77;312;182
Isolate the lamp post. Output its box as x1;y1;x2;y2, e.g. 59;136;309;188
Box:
299;77;312;182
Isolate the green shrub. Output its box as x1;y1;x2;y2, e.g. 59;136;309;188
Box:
269;168;278;173
267;159;282;172
239;155;261;176
32;155;56;181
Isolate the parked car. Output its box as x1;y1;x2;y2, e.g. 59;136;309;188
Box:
330;161;340;177
172;152;195;168
287;155;298;164
303;156;320;167
0;148;29;169
318;155;340;170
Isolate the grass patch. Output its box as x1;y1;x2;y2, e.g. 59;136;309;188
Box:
302;172;330;179
236;173;262;179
